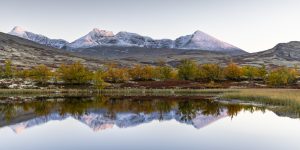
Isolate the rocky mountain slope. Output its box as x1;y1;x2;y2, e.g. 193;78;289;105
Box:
236;41;300;67
74;46;232;66
0;32;103;69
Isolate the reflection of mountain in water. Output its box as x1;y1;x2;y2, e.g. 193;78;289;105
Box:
10;113;69;134
0;97;269;133
8;109;228;133
78;109;227;131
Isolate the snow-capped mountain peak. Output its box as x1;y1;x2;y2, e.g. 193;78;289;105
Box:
89;28;114;37
192;30;215;40
11;26;26;33
174;30;244;53
67;28;115;49
8;26;69;49
9;26;27;38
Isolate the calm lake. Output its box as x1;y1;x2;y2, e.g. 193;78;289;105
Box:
0;94;300;150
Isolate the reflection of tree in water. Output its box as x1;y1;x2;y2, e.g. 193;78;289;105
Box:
0;96;269;124
177;100;225;122
156;101;172;120
58;96;109;117
227;104;244;118
33;101;53;116
200;100;222;116
178;100;206;122
177;101;199;122
226;104;266;118
0;104;16;122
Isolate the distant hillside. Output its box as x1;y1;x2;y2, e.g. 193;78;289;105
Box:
236;41;300;67
74;46;233;66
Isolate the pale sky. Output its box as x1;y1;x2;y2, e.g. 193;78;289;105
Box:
1;0;300;52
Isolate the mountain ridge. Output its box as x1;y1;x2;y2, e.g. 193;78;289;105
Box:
8;26;246;54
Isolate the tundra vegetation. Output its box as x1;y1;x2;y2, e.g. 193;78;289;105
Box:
0;59;299;89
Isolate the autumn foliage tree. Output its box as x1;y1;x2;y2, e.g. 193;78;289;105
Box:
3;60;13;78
257;65;268;79
141;65;157;80
58;62;92;84
267;67;298;86
241;65;268;81
0;70;2;79
129;65;157;81
197;64;223;82
93;69;109;89
128;65;143;81
15;69;31;79
178;59;198;81
241;65;260;81
30;65;52;84
0;65;3;78
224;61;242;81
105;66;129;83
156;66;174;80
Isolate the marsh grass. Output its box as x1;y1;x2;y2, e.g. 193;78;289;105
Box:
221;89;300;117
222;89;300;103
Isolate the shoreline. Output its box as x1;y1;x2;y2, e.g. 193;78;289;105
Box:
0;88;299;95
0;88;234;95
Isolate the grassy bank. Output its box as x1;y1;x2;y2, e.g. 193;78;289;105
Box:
220;89;300;118
222;89;300;102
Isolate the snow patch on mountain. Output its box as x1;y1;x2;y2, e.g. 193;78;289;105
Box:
8;26;27;38
67;28;115;49
175;30;242;52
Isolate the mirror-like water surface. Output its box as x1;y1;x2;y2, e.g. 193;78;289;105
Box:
0;95;300;150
